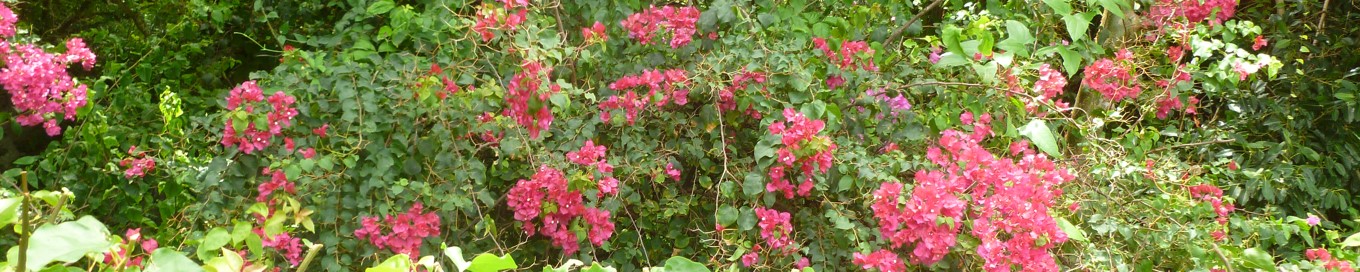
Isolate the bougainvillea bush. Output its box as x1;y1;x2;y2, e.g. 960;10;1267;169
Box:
2;0;1360;271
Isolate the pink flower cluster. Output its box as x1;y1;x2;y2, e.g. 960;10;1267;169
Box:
620;6;701;48
504;61;556;138
354;202;442;258
864;112;1073;271
431;64;470;100
1082;49;1142;102
719;70;766;112
255;229;304;266
813;37;878;72
1147;0;1237;28
766;108;836;199
599;69;688;125
754;207;796;252
505;165;614;255
864;88;912;117
119;146;156;178
581;21;607;43
852;249;906;272
1;36;97;135
1154;94;1199;119
221;81;298;154
256;168;297;203
1188;184;1234;225
566;140;620;196
103;228;160;269
1013;64;1072;116
1307;248;1356;272
472;1;531;41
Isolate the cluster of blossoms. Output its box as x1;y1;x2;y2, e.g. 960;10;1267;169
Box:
718;70;766;112
766;108;836;199
740;207;797;268
865;112;1073;271
1;5;97;136
255;229;304;266
354;202;442;258
257;167;297;203
1188;184;1235;226
430;64;471;100
221;81;299;154
1154;93;1199;119
852;249;907;272
620;6;701;48
1082;49;1142;102
119;146;156;178
1028;64;1071;114
471;0;531;41
599;68;689;125
506;148;616;254
1306;248;1356;272
504;61;556;138
581;21;607;43
864;88;912;118
812;37;878;72
1146;0;1237;30
102;228;160;269
1232;57;1274;81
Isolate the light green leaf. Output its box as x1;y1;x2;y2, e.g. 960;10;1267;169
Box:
942;25;965;56
146;248;204;272
1063;12;1094;42
1242;247;1275;270
446;247;473;271
717;205;739;226
1097;0;1126;18
367;254;413;272
468;252;517;272
742;173;764;197
1019;119;1062;157
1342;232;1360;247
663;256;711;272
996;21;1035;57
24;216;111;270
197;227;231;261
1043;0;1073;14
366;0;396;15
202;248;244;272
1056;217;1088;242
0;198;18;229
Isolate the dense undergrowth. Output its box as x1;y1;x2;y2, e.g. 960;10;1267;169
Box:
2;0;1359;271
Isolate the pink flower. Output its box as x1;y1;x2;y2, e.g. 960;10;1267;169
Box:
754;207;796;252
0;3;15;37
301;148;316;159
741;251;760;267
620;6;701;48
314;123;329;138
928;47;942;64
853;250;905;272
1253;35;1268;51
354;203;442;258
141;238;159;253
1306;214;1321;226
665;162;681;181
826;75;846;90
600;69;689;125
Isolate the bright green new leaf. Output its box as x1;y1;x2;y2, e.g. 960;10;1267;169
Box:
1242;247;1275;270
996;20;1035;57
146;248;204;272
663;256;710;272
202;248;244;272
367;254;413;272
1056;217;1088;242
1019;119;1062;157
366;0;396;15
1063;12;1094;42
1342;232;1360;247
467;252;517;272
23;216;111;270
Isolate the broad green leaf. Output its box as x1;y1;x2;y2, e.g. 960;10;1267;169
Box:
1063;12;1094;42
978;34;996;56
1097;0;1126;18
197;227;231;261
942;25;965;56
202;248;244;272
1058;46;1083;76
446;247;473;271
717;205;739;226
367;254;413;272
742;173;764;197
1043;0;1073;14
24;216;111;270
1056;217;1088;242
663;256;710;272
0;198;18;229
467;252;517;272
1342;232;1360;247
367;0;396;15
146;248;204;272
1019;119;1062;157
996;21;1035;57
1242;247;1275;270
231;221;252;245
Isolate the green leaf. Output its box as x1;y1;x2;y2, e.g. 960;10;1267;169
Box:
202;248;244;272
1342;232;1360;247
1063;12;1094;42
367;254;414;272
1019;119;1062;157
742;173;764;197
1043;0;1073;14
996;21;1035;57
1098;0;1126;18
662;256;711;272
978;34;996;56
1056;217;1088;242
366;0;396;16
24;216;111;269
942;25;965;56
1242;247;1275;270
231;221;251;245
0;198;18;229
467;252;517;272
1058;46;1083;77
146;248;204;272
717;205;739;226
446;247;473;271
197;227;231;260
